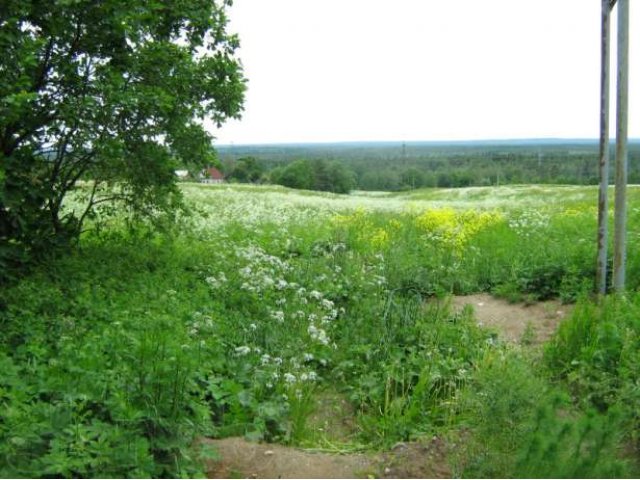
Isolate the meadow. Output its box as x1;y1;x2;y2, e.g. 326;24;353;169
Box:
2;182;640;477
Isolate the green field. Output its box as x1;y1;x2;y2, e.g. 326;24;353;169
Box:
2;183;640;477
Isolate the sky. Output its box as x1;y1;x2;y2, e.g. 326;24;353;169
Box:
210;0;640;145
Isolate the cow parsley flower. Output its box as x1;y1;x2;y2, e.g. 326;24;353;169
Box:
234;346;251;356
308;324;329;345
309;290;323;300
321;299;334;310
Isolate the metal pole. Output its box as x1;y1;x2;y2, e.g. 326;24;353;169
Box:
613;0;629;292
597;0;612;296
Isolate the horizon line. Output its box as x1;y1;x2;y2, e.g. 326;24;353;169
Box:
215;137;639;148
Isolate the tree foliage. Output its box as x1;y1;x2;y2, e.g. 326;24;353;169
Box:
0;0;245;276
270;159;356;194
226;156;264;183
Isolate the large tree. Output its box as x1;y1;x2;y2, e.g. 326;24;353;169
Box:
0;0;245;270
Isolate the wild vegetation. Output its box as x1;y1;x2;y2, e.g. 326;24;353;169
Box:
1;182;639;477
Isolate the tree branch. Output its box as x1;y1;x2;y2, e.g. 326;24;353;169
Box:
33;37;56;93
75;179;100;236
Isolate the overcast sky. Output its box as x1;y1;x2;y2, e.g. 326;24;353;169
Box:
211;0;639;145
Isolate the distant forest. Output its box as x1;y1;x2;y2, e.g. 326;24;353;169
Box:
215;140;640;192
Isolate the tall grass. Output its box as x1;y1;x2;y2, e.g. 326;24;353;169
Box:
455;351;630;478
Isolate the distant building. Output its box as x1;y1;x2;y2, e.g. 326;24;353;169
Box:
175;169;190;180
201;166;225;184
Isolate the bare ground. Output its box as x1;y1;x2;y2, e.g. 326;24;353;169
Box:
202;436;451;479
202;294;572;479
451;293;572;345
203;437;374;479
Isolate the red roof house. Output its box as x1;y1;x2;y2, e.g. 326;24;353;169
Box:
201;166;225;184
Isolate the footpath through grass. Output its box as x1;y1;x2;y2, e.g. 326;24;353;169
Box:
1;184;639;477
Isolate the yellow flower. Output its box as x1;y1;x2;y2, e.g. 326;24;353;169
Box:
415;208;503;255
370;228;390;249
388;219;403;231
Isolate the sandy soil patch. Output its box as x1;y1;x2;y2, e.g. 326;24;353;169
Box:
203;436;450;479
451;293;572;344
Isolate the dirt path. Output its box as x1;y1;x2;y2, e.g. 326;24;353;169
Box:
203;437;450;479
203;437;373;479
203;294;573;478
451;293;572;345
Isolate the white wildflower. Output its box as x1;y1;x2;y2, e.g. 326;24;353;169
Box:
234;346;251;356
308;324;329;345
321;299;334;310
309;290;323;300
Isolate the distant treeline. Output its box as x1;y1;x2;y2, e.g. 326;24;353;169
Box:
216;140;640;192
